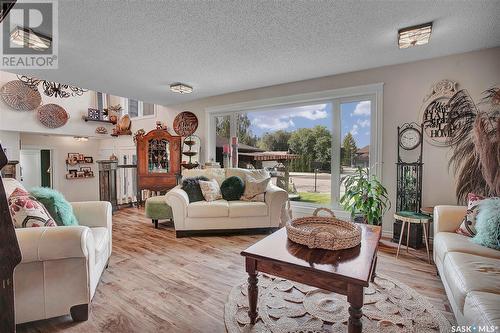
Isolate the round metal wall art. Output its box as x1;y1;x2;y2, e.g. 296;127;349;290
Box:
0;80;42;111
173;111;198;136
36;104;69;128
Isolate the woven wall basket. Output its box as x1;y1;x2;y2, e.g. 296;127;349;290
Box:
286;208;361;250
0;80;42;111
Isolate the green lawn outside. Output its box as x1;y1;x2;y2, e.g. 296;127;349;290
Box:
295;192;332;204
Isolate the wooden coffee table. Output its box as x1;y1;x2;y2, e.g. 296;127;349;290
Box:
241;224;381;333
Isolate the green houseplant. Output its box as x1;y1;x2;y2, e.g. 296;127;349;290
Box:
340;167;390;225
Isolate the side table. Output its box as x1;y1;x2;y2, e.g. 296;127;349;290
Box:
394;211;432;263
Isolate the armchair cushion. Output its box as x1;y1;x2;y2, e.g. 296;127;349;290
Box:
30;187;79;226
9;188;57;228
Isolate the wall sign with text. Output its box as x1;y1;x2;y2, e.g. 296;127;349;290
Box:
420;79;458;147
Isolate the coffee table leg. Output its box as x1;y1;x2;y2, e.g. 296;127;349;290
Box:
246;258;258;325
347;284;363;333
371;255;378;283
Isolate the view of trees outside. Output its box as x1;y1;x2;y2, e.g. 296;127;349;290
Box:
215;100;371;205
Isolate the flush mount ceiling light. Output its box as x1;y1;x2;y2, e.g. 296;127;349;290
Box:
170;83;193;94
74;136;89;142
10;26;52;51
398;22;432;49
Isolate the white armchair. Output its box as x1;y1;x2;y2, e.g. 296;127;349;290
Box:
14;201;112;324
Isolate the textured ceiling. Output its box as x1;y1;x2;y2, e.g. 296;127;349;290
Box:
9;0;500;106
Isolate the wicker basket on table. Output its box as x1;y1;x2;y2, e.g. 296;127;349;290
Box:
286;207;361;250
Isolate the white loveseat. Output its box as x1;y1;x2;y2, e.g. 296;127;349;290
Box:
433;205;500;327
4;178;112;324
165;168;288;236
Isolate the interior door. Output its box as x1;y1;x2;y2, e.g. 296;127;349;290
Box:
20;149;41;190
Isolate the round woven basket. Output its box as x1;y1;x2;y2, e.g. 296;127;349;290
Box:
286;208;361;250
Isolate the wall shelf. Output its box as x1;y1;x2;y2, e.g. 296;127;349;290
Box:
82;116;116;124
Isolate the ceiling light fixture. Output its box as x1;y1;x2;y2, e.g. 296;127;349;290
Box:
74;136;89;142
170;83;193;94
398;22;432;49
10;26;52;51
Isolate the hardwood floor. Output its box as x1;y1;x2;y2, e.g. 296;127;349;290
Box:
17;208;454;332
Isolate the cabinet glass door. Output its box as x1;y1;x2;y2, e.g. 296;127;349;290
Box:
148;139;170;173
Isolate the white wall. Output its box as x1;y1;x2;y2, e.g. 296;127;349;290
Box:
113;47;499;236
19;133;100;202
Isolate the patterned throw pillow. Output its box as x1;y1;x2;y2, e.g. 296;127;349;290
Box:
242;176;271;202
181;176;209;203
456;193;485;237
199;179;223;202
8;188;57;228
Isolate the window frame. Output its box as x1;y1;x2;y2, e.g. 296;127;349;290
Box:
122;98;156;119
205;83;383;212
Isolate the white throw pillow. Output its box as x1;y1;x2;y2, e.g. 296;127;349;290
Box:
199;179;223;202
242;176;271;202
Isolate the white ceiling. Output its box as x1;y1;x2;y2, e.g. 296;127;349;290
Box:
9;0;500;106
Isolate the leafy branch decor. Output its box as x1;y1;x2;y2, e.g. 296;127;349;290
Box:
446;87;499;202
340;167;390;225
17;75;88;98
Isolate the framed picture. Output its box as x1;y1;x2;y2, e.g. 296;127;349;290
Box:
78;154;84;161
76;171;85;178
67;153;79;164
80;166;91;172
87;108;101;120
69;169;77;177
88;171;94;177
84;156;93;163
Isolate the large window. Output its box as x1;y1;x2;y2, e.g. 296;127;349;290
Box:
207;85;382;210
123;99;156;119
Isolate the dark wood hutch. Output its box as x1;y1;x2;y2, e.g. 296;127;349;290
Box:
136;129;182;200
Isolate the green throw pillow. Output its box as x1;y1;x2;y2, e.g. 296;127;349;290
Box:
181;176;209;202
472;198;500;250
30;187;79;226
220;176;245;201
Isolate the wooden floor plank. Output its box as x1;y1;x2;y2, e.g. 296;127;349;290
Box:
17;207;453;332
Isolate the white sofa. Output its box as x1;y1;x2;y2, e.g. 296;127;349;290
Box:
166;168;288;236
433;205;500;327
3;178;112;324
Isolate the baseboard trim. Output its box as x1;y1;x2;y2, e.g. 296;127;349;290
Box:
176;227;278;238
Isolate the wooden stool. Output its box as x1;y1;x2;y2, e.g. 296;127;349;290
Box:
394;211;432;264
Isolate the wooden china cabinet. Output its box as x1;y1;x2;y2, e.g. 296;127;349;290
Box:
136;129;182;201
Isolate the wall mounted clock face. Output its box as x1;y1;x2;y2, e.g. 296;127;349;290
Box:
399;127;421;150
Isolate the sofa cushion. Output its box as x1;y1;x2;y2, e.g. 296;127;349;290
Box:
199;179;223;202
434;232;500;266
456;193;485;237
220;176;245;201
30;187;79;226
8;188;57;228
442;252;500;311
464;291;500;327
3;178;24;197
228;201;268;218
181;176;209;203
242;176;270;202
226;168;269;181
472;198;500;250
90;227;108;264
182;168;226;185
188;200;229;218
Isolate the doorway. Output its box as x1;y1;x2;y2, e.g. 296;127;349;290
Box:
19;149;52;189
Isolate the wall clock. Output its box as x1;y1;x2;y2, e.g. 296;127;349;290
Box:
399;127;421;150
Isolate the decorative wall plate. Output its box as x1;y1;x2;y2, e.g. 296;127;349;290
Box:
420;79;458;147
36;104;69;128
0;80;42;111
173;111;198;136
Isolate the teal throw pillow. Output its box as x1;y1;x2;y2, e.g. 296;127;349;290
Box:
30;187;79;226
220;176;245;201
472;198;500;250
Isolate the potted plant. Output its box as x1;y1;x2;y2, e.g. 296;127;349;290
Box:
340;167;390;225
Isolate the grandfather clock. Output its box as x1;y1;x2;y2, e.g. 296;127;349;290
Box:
392;123;425;249
0;144;22;332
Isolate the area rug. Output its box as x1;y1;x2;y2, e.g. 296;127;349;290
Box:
224;273;453;333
